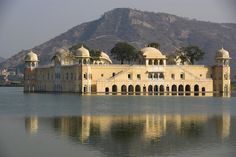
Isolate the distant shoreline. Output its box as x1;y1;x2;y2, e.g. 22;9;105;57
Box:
0;84;23;87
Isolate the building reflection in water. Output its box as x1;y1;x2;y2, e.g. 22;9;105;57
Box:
24;112;232;155
220;112;231;139
25;116;38;134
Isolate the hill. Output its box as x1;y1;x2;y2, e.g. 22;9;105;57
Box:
1;8;236;75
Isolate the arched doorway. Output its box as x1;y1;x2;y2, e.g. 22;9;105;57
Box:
128;85;134;95
202;87;206;96
121;85;127;95
154;85;158;95
172;85;177;95
135;85;141;95
178;85;184;96
166;86;170;95
112;85;117;95
160;85;164;95
148;85;153;95
105;87;109;95
185;85;191;96
143;86;147;95
194;85;199;96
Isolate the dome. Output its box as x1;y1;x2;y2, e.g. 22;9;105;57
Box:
100;51;112;63
74;45;90;58
216;48;231;59
140;47;166;59
25;50;39;62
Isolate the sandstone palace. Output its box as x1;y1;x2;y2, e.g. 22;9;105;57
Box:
24;46;231;97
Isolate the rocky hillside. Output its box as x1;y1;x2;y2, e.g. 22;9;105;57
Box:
1;8;236;75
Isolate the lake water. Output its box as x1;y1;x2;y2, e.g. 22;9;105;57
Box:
0;87;236;157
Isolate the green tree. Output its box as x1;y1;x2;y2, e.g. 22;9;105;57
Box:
90;49;101;62
166;54;177;65
147;42;160;49
176;46;205;64
111;42;136;64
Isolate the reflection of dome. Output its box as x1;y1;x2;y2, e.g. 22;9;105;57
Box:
74;46;90;58
141;47;166;59
100;51;112;63
216;48;231;59
25;50;39;62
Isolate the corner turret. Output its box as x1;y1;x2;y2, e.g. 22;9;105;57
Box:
24;50;39;69
213;48;231;97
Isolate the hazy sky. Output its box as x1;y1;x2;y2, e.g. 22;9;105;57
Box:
0;0;235;58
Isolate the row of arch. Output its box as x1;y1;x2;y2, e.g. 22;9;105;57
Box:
105;84;206;96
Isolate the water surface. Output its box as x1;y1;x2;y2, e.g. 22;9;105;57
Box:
0;87;236;157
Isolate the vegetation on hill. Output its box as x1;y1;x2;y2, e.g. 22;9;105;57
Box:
147;42;160;50
111;42;137;64
175;46;205;65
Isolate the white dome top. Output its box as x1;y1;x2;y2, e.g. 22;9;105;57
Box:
216;48;231;59
74;45;90;58
100;51;112;63
141;47;166;59
25;50;39;62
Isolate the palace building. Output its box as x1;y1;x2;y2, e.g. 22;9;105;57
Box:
24;46;231;96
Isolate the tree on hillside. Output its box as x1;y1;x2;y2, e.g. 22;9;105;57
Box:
175;46;205;65
147;42;160;49
111;42;137;64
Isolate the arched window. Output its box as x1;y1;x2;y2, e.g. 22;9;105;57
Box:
148;85;153;95
105;87;109;95
148;73;153;79
202;87;206;96
154;85;158;95
172;85;177;95
166;86;170;95
148;60;152;65
121;85;127;95
185;85;191;96
159;73;164;79
178;85;184;95
160;85;164;95
194;85;199;96
154;59;158;65
135;85;141;95
154;73;158;79
128;85;134;95
143;86;147;95
112;85;117;95
160;60;164;65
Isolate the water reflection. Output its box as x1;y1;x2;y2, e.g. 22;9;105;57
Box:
25;116;38;134
24;113;233;156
